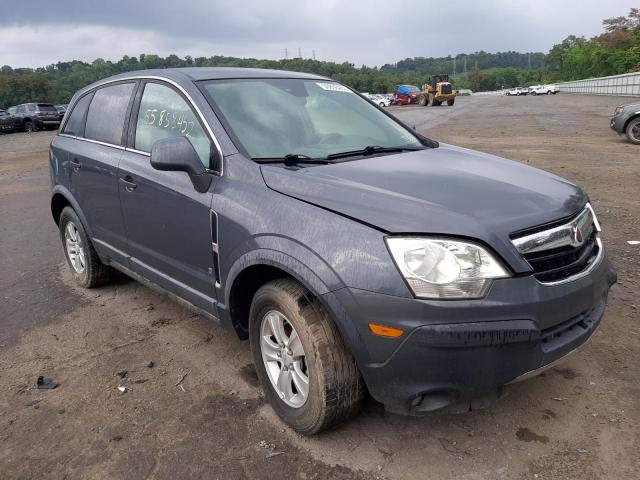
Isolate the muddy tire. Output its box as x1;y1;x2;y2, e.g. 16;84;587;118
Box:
427;93;434;106
250;278;363;435
418;94;427;106
626;118;640;145
447;99;455;106
59;206;111;288
433;99;442;106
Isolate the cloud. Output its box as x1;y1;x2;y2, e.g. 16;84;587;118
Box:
1;0;638;67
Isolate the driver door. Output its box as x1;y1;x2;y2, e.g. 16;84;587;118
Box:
118;80;219;312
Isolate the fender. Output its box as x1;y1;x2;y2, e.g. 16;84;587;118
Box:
224;247;336;309
50;185;94;238
625;112;640;130
222;244;370;362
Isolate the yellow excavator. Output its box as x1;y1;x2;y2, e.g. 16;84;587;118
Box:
418;74;457;106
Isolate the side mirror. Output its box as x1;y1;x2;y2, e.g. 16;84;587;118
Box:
150;137;212;193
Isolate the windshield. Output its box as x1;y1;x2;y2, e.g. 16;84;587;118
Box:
201;78;422;159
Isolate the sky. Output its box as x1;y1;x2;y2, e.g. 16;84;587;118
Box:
0;0;638;68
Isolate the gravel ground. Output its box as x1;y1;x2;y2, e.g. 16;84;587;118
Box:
0;93;639;480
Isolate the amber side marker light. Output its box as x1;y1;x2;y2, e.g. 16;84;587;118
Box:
368;323;404;338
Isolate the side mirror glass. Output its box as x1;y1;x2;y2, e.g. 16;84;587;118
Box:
150;137;212;193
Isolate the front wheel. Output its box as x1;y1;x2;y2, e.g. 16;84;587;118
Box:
24;121;35;133
626;118;640;145
447;99;455;106
250;279;363;435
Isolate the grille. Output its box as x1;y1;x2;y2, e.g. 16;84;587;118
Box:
511;205;601;283
524;230;599;282
441;84;452;94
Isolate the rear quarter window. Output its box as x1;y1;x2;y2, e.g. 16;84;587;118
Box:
62;94;92;136
85;83;135;145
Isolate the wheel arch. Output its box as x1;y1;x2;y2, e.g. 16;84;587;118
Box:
624;113;640;132
224;249;336;339
50;186;94;237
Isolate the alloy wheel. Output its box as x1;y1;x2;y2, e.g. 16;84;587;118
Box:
260;309;309;408
64;221;86;273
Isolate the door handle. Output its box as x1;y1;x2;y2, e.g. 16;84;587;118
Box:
119;176;138;192
70;158;81;172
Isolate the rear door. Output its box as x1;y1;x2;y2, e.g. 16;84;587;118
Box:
118;80;218;311
64;82;137;266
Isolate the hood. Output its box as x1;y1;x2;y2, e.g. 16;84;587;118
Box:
260;144;587;272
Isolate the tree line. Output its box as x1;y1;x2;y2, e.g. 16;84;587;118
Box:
1;9;638;107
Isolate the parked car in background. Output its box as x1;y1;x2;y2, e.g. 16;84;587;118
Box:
529;85;559;95
55;104;69;118
611;101;640;144
393;84;422;105
50;68;616;435
372;94;391;107
4;103;61;132
506;87;528;96
0;109;13;132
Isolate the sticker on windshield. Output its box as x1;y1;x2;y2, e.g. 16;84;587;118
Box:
316;82;350;92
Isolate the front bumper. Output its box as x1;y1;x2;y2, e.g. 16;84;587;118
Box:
611;115;625;133
325;250;616;415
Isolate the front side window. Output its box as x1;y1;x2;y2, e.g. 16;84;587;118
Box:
62;94;92;136
134;82;211;167
85;82;135;145
201;79;421;159
16;105;26;114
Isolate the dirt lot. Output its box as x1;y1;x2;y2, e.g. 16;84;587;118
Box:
1;94;639;480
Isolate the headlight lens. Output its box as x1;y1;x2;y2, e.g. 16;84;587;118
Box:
386;238;510;299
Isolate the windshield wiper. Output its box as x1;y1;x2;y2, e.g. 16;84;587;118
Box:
253;154;331;167
326;145;424;160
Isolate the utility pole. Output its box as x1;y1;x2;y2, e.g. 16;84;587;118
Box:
312;49;316;60
298;47;302;58
463;56;467;73
284;48;288;59
453;57;456;75
528;52;531;69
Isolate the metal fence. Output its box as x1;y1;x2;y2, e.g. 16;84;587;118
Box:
558;72;640;96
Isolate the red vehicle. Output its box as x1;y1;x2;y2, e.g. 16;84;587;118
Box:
393;84;422;105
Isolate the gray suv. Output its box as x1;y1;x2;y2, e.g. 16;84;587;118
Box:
50;68;616;434
610;101;640;144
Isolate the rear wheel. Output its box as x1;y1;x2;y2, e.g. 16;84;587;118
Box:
447;98;455;106
59;207;112;288
250;279;363;435
547;90;552;95
625;118;640;145
418;94;427;106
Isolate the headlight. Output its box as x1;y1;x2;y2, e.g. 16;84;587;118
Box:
386;238;510;299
